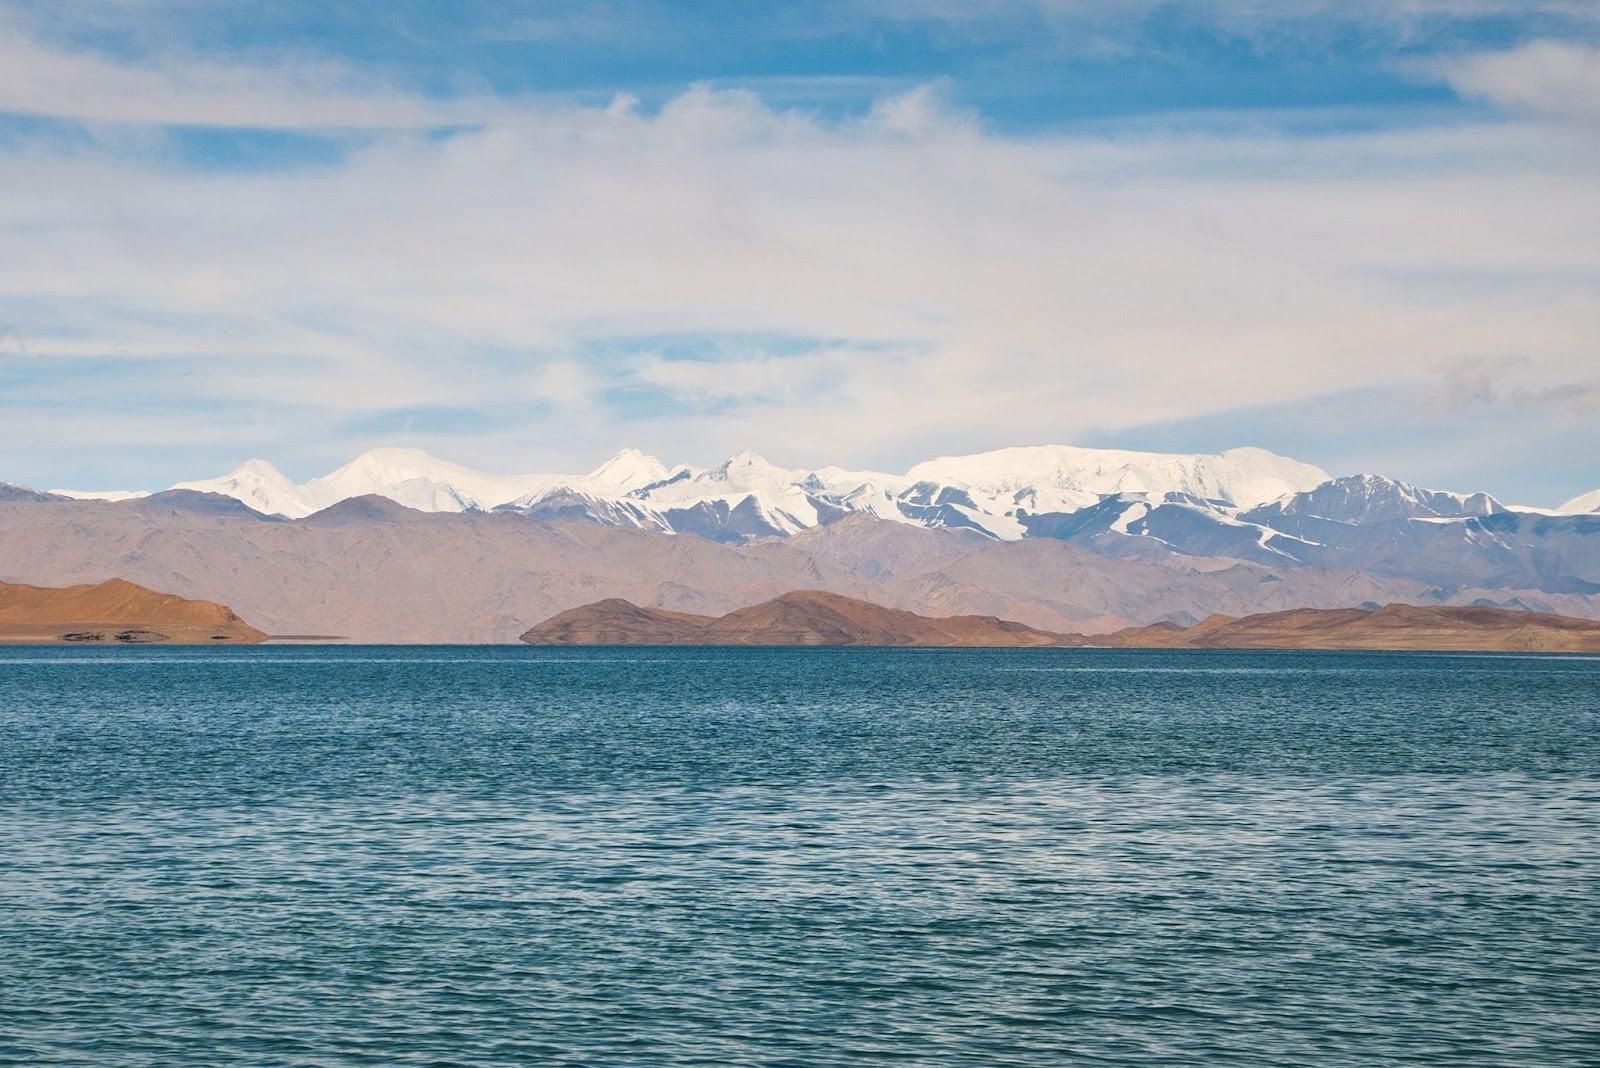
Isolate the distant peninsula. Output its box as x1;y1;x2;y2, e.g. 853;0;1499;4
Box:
524;591;1600;653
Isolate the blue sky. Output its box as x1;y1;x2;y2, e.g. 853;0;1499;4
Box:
0;0;1597;503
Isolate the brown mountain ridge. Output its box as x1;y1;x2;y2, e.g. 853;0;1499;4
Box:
525;592;1600;652
523;590;1066;646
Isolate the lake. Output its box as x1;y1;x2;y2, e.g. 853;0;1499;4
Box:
2;646;1597;1065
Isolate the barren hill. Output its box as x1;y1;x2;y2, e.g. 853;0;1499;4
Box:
1103;603;1600;653
525;599;716;644
0;578;266;644
523;590;1068;646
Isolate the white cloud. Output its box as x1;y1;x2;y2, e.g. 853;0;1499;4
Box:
1432;41;1600;122
0;39;1596;479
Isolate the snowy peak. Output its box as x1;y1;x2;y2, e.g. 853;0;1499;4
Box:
586;448;670;490
233;458;292;479
712;449;799;490
1206;447;1338;510
311;448;469;494
174;458;309;518
302;448;553;514
613;450;835;537
1560;488;1600;515
637;449;807;506
170;448;549;519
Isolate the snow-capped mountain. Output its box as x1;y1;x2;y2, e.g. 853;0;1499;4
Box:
1021;491;1322;565
299;448;556;517
174;448;568;520
628;450;827;536
2;483;67;503
1244;474;1507;524
1009;481;1600;592
906;445;1329;512
173;459;311;517
1560;488;1600;515
587;447;675;491
40;442;1328;529
504;486;673;533
496;449;692;533
29;442;1589;568
147;442;1335;536
9;444;1598;594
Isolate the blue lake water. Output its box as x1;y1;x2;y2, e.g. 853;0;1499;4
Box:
2;646;1597;1065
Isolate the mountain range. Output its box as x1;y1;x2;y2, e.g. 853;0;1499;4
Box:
3;442;1596;641
40;444;1600;539
45;443;1327;528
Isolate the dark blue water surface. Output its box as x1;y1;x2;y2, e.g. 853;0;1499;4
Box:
2;646;1598;1066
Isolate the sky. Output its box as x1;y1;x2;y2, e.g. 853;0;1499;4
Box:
0;1;1596;505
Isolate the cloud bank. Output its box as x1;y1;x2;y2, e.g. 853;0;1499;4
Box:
0;11;1596;503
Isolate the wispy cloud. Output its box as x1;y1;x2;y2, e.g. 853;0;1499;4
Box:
0;17;496;129
1435;355;1600;418
870;0;1600;43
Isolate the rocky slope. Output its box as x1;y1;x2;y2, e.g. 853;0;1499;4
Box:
0;578;265;643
